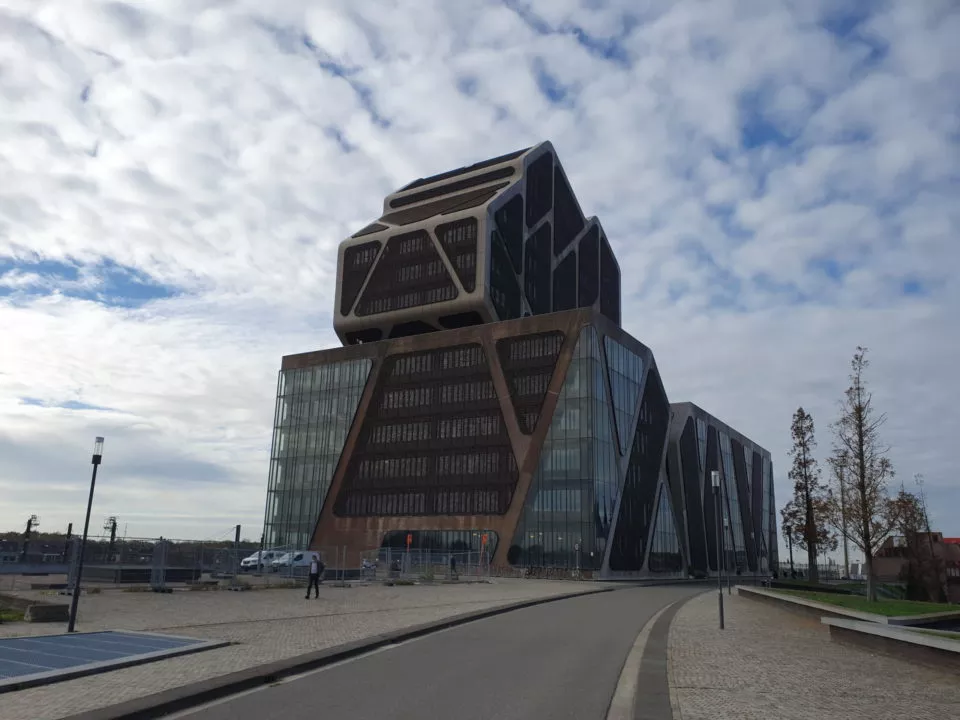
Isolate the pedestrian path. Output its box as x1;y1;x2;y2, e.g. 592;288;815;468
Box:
668;589;959;720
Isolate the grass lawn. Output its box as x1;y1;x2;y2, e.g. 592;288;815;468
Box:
0;608;25;622
777;589;957;617
909;628;960;641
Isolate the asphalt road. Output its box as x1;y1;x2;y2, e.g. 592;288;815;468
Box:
175;585;701;720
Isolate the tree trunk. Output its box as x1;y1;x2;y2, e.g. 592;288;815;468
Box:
864;553;877;602
805;488;819;584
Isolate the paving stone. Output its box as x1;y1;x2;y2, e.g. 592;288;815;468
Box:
668;589;960;720
0;579;602;720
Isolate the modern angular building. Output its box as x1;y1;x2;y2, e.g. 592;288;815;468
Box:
261;142;776;578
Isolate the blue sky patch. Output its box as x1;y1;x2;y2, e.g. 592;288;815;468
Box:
0;256;178;307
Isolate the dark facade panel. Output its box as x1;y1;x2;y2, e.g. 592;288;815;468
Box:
494;195;524;273
525;153;553;228
355;231;458;317
388;320;436;338
438;311;484;329
702;425;721;572
678;419;708;574
731;438;757;572
435;217;478;292
524;222;552;315
389;166;515;209
599;233;620;326
552;168;585;257
340;240;381;317
608;368;670;571
380;184;508;226
496;331;564;434
334;343;518;517
399;148;528;192
752;450;764;565
552;251;577;312
351;222;388;238
578;226;599;307
490;230;523;321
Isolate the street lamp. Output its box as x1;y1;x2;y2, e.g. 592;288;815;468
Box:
711;470;724;630
68;437;104;633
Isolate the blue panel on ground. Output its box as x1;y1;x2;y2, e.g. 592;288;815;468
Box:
0;631;219;689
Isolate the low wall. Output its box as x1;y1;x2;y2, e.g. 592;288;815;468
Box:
823;618;960;673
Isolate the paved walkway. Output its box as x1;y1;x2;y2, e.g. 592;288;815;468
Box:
669;589;960;720
1;579;604;720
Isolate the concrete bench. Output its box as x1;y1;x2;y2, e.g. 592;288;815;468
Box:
25;603;70;623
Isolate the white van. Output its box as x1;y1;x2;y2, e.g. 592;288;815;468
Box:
270;550;315;571
240;550;284;572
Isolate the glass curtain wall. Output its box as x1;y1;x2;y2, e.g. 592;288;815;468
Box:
720;432;746;570
603;337;644;455
508;326;618;570
648;484;683;573
764;456;778;570
696;418;707;470
262;358;372;549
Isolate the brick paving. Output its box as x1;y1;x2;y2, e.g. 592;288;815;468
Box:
668;589;960;720
1;579;603;720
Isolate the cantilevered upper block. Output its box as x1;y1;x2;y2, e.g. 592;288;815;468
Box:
334;142;622;345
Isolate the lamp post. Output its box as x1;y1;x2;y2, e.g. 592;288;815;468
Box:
712;470;724;630
68;437;104;633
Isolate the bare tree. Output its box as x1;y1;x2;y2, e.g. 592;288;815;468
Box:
828;449;851;577
827;347;898;602
785;407;832;583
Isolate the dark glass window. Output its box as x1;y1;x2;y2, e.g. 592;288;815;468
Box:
577;226;599;307
355;231;458;316
608;369;670;571
435;218;478;292
379;530;499;560
398;147;527;191
647;487;683;572
525;153;553;228
380;184;508;226
552;168;585;256
524;223;552;315
340;240;381;316
678;418;708;574
603;337;645;455
335;344;518;517
494;195;524;273
599;233;620;326
552;252;577;312
490;230;523;321
497;332;564;434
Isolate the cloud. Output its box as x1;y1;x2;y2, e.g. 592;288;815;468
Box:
1;0;957;554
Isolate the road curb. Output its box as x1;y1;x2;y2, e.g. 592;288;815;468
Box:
61;586;616;720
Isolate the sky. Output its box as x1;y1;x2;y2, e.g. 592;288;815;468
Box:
0;0;957;560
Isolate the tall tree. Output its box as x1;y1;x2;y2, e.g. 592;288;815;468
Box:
828;449;851;577
786;407;832;583
827;347;898;602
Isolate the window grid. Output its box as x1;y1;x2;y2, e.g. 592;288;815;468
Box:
603;336;645;455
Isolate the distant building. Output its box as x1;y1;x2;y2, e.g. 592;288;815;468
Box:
260;142;775;578
875;532;960;603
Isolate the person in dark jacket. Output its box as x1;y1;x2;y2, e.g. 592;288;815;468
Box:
306;553;323;599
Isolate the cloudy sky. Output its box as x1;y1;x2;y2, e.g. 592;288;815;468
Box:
1;0;957;557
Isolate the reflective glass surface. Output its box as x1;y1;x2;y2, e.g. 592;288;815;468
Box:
381;530;498;556
696;418;707;470
508;326;618;570
648;485;683;572
720;432;747;570
603;336;644;455
263;359;372;549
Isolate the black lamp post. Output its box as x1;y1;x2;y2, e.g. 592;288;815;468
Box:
712;470;724;630
68;437;104;633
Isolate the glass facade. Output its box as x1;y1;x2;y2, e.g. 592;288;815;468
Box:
648;484;683;572
696;418;707;470
381;529;498;556
263;358;372;549
603;336;644;455
508;327;619;570
719;432;746;570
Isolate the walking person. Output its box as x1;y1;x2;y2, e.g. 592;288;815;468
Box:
306;553;323;599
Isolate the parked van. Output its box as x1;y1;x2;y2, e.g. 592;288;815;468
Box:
271;550;314;572
239;550;283;572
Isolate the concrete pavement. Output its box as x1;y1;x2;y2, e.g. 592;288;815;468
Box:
669;589;960;720
1;579;613;720
164;585;702;720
